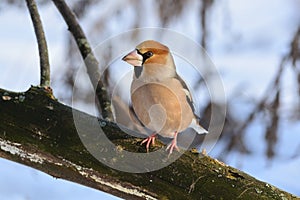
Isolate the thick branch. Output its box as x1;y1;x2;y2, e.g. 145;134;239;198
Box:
25;0;50;87
0;87;297;200
51;0;113;120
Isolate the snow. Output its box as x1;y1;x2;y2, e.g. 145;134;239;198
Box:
0;0;299;199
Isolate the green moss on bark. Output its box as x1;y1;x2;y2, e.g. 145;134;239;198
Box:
0;86;298;200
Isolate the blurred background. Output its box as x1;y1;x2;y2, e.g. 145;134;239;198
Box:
0;0;299;199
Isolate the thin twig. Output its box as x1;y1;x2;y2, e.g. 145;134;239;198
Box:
200;0;213;49
234;50;288;137
235;27;299;137
227;26;300;156
51;0;113;120
25;0;50;87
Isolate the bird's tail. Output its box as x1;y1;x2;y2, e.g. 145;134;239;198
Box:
190;118;208;134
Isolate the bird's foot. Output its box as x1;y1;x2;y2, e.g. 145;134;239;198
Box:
166;139;180;156
141;133;157;152
166;131;180;156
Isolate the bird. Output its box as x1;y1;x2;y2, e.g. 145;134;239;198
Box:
122;40;208;155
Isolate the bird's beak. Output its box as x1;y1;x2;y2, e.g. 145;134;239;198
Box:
122;49;143;67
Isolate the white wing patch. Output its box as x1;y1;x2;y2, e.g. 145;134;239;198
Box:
182;88;192;100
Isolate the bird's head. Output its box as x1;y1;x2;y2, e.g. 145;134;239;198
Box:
122;40;176;80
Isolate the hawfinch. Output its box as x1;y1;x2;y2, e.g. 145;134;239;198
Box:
122;40;208;154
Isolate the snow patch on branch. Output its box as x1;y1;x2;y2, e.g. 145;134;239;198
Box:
0;138;44;164
0;138;156;199
90;174;156;200
63;159;156;200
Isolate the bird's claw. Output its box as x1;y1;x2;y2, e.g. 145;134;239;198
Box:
166;139;180;156
141;133;156;152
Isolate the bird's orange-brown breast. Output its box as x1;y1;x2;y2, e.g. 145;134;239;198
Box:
131;79;193;137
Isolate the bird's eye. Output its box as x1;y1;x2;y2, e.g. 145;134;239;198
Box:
143;51;153;59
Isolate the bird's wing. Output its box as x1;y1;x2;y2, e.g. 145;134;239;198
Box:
175;73;197;115
175;73;208;134
129;104;145;128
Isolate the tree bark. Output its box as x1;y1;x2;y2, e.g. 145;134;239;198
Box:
0;86;297;200
25;0;50;87
52;0;113;121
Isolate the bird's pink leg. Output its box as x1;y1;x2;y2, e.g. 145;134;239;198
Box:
141;133;157;152
166;131;180;155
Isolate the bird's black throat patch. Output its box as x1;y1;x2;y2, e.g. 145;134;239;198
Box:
134;66;143;78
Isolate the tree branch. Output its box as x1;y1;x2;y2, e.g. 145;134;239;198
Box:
200;0;213;49
0;86;297;199
51;0;113;121
25;0;50;87
226;26;300;156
